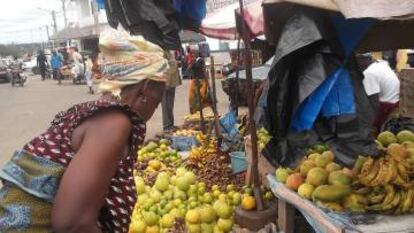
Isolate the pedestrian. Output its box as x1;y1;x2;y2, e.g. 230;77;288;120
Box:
69;46;84;80
188;47;211;114
51;50;64;84
85;55;94;94
0;30;168;233
36;49;48;81
162;50;182;131
356;53;400;132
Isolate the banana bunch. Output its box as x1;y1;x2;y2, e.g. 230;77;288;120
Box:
188;139;217;162
363;184;414;214
356;156;413;188
173;129;201;137
351;151;414;214
184;109;215;122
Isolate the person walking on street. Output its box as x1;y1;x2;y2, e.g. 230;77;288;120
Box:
70;47;84;80
51;50;64;84
162;50;182;131
85;55;95;94
37;50;48;81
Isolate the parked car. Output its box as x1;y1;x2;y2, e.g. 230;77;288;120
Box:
0;60;11;83
23;58;37;74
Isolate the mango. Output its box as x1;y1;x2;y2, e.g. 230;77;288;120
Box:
325;162;341;173
285;173;304;191
328;171;351;186
300;160;316;177
312;185;351;202
306;167;328;187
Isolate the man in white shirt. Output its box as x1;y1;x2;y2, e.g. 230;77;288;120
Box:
357;53;400;131
69;47;84;79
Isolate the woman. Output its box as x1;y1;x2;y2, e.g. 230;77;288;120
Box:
0;30;168;233
84;55;95;94
187;47;211;114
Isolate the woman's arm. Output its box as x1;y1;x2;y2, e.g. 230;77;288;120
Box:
51;112;132;233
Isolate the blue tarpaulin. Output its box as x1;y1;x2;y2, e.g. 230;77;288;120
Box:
95;0;105;10
291;16;374;131
173;0;207;22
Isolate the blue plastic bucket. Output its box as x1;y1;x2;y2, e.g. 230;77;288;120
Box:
230;151;247;174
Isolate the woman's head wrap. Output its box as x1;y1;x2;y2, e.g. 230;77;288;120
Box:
98;29;168;96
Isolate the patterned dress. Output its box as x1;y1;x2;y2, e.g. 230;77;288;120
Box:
0;99;145;233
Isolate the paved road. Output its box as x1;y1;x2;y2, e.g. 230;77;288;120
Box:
0;75;230;167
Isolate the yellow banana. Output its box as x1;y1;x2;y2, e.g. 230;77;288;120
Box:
367;158;389;187
402;189;414;213
368;193;386;204
397;163;409;180
382;184;396;206
382;191;401;211
393;173;410;188
354;187;372;195
395;190;407;215
359;159;380;185
352;156;368;175
359;157;374;175
384;160;398;184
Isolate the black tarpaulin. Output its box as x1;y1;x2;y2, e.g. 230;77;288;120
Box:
261;8;378;168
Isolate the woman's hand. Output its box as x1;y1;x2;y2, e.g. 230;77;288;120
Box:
51;112;132;233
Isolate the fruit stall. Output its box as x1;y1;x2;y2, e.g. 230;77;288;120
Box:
265;130;414;233
129;131;278;233
108;0;414;232
252;0;414;233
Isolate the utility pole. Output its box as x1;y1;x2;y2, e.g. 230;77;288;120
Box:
45;25;50;40
91;0;100;35
61;0;68;27
52;10;58;34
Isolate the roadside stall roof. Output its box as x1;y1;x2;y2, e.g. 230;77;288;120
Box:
263;0;414;19
263;0;414;51
200;0;264;40
50;24;111;41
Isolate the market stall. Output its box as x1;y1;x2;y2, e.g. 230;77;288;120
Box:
252;0;414;232
100;0;414;232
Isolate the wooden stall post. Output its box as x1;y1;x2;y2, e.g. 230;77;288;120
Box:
209;56;222;140
278;200;295;233
238;0;264;211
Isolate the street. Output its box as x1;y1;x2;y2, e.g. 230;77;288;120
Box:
0;75;230;168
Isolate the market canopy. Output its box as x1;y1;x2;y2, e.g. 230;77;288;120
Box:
50;23;111;41
200;0;264;40
264;0;414;19
263;0;414;51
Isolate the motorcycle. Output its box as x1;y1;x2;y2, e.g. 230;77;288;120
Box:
11;67;27;87
71;61;86;85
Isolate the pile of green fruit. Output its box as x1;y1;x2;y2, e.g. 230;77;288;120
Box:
275;149;353;212
137;140;181;165
129;167;258;233
274;130;414;214
134;140;182;185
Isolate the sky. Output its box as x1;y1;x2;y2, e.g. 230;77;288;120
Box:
0;0;77;44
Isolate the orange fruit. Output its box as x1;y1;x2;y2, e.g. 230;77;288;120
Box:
241;196;256;210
